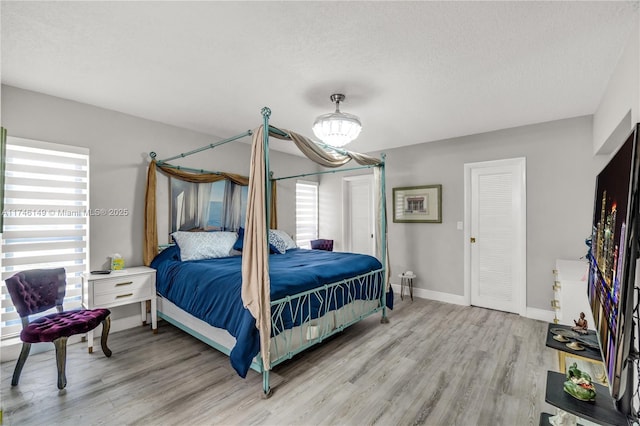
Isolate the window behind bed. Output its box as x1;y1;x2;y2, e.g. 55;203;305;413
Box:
295;180;318;249
171;179;248;232
1;137;89;339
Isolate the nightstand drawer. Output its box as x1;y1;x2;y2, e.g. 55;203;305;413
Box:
93;285;151;306
92;273;152;297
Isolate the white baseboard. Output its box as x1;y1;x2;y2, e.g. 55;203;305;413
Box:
391;283;557;322
391;283;467;306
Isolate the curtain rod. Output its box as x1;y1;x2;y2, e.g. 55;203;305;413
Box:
273;164;378;181
155;164;222;175
150;129;253;164
157;160;375;182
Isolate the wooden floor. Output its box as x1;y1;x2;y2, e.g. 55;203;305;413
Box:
1;296;559;425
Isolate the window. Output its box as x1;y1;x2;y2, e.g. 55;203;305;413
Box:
170;179;249;232
1;137;89;340
295;180;318;249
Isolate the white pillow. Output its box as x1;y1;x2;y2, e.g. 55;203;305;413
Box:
172;231;238;261
270;229;297;250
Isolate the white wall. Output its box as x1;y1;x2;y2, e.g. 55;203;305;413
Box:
593;17;639;154
0;84;314;338
321;116;605;312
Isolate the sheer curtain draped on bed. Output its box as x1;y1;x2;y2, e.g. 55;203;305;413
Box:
196;182;212;229
173;179;246;231
221;181;244;231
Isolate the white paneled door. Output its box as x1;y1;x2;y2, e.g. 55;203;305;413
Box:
343;175;375;256
464;158;526;315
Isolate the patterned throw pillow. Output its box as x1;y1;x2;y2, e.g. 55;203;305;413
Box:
172;231;238;261
232;227;291;254
268;230;288;254
270;229;297;250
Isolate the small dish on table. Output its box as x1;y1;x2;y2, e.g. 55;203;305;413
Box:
566;342;584;351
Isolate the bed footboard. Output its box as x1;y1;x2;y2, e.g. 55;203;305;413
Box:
260;268;387;395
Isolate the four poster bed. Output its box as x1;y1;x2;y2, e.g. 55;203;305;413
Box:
143;108;390;396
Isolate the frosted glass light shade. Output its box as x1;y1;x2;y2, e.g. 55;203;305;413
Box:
312;111;362;148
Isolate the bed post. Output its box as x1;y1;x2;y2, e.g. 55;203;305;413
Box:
260;106;272;398
380;153;390;324
262;107;271;228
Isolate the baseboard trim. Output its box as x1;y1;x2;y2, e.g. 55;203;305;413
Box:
391;283;467;306
391;283;556;322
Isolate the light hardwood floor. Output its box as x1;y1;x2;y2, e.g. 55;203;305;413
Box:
1;296;559;425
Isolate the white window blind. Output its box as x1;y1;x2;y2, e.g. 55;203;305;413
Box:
295;180;318;249
1;137;89;340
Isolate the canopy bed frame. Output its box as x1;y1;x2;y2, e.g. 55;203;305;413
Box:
144;107;390;397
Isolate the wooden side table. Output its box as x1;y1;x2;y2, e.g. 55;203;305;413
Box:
82;266;157;352
399;272;416;301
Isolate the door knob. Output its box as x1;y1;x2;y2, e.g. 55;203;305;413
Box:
470;237;476;243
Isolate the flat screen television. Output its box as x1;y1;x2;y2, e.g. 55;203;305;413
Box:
587;122;640;402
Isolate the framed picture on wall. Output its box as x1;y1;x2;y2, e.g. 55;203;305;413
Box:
392;184;442;223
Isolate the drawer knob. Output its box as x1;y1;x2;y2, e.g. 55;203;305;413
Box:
116;281;133;286
116;293;134;299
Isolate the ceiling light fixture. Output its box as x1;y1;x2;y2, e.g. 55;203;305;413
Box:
312;94;362;148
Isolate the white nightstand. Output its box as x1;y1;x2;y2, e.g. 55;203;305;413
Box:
82;266;157;353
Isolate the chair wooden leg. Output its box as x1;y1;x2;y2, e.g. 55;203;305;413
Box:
100;316;112;357
11;343;31;386
54;337;68;390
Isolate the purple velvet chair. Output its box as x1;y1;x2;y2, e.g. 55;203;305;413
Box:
310;239;334;251
5;268;112;389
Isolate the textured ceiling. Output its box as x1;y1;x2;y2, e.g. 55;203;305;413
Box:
2;1;639;156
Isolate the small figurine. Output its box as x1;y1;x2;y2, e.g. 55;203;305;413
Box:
572;312;588;334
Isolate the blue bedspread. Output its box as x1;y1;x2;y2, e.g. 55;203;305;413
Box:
151;246;384;377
